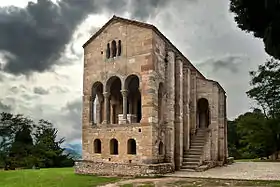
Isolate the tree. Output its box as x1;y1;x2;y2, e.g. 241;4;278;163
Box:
0;112;74;169
8;114;34;168
246;58;280;159
235;110;273;158
33;120;74;168
229;0;280;59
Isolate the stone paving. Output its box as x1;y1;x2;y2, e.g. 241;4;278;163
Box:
99;162;280;186
166;162;280;181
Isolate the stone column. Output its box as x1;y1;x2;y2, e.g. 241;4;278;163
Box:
190;70;197;134
224;94;228;159
102;92;110;124
121;90;128;124
89;95;96;123
83;95;92;128
187;68;191;149
165;49;176;167
175;56;184;169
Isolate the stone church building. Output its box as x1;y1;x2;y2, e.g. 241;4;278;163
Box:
75;16;228;176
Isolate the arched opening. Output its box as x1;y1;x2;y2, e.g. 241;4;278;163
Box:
159;141;164;155
110;138;118;155
197;98;210;128
91;82;104;124
158;83;164;124
94;139;101;153
125;75;141;123
117;40;122;56
127;139;136;155
106;76;122;124
111;40;117;58
106;43;110;59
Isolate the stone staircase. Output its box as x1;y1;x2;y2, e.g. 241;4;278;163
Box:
181;128;207;171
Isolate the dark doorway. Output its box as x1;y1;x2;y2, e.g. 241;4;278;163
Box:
197;98;210;128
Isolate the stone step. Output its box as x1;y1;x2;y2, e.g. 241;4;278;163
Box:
191;141;205;144
181;165;197;170
190;145;204;148
182;161;199;166
183;157;200;162
184;154;201;158
184;150;202;155
189;148;203;152
180;168;196;172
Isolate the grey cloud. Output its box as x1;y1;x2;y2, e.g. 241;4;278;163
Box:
50;85;69;94
130;0;170;19
197;55;249;74
0;100;12;112
33;85;69;95
60;98;82;141
0;0;170;76
33;86;49;95
9;84;27;94
22;93;39;100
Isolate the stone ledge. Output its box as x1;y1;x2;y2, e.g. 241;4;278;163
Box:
74;160;174;177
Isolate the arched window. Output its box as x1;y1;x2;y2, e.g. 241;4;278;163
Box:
94;139;101;153
127;139;136;155
110;138;118;155
111;40;117;58
106;43;111;59
91;82;104;124
124;75;142;123
159;141;164;155
117;40;122;56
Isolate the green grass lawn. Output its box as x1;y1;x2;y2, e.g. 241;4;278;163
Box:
0;167;119;187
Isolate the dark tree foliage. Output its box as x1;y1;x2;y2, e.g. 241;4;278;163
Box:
230;0;280;59
227;109;278;159
0;112;74;169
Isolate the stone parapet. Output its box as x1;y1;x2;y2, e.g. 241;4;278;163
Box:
74;160;174;177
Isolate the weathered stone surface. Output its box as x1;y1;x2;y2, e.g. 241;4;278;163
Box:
78;16;227;176
75;160;173;177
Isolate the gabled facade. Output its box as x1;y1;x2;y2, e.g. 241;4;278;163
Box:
75;16;228;176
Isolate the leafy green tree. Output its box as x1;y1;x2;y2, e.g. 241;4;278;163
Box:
0;113;14;168
246;58;280;159
0;112;74;169
8;115;34;168
227;120;242;159
235;110;272;158
33;120;74;168
229;0;280;59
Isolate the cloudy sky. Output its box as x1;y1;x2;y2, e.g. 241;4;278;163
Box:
0;0;268;144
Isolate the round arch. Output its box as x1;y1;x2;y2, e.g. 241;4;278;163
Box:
124;74;140;90
124;74;141;123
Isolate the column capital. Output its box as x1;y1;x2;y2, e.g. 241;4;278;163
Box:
121;89;128;97
175;54;183;61
103;92;110;98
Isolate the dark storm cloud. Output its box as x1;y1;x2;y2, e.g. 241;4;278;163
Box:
0;0;101;75
33;86;49;95
0;0;170;76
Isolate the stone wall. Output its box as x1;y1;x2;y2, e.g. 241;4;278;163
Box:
81;16;228;175
196;78;227;164
75;160;174;176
